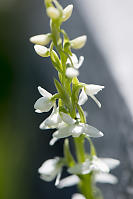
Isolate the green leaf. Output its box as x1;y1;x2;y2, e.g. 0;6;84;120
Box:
64;139;75;167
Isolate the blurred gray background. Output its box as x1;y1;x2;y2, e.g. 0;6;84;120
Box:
0;0;133;198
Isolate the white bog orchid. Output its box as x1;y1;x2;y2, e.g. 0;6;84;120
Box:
66;53;84;78
39;106;62;129
34;86;55;113
53;112;103;139
68;156;120;176
78;84;104;108
38;157;63;185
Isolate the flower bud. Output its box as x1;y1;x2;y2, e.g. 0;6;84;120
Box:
63;4;73;22
30;34;51;45
47;7;60;19
34;45;50;57
70;35;87;49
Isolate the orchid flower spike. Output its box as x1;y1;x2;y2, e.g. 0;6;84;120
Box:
38;157;63;186
78;84;104;108
34;86;55;113
53;112;103;139
66;53;84;78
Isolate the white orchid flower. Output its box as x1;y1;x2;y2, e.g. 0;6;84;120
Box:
78;84;104;108
66;53;84;78
38;157;63;185
39;106;62;129
53;112;103;139
57;175;80;189
95;173;118;184
34;86;55;113
72;193;86;199
68;156;119;175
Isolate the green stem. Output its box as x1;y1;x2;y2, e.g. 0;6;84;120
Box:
74;136;85;163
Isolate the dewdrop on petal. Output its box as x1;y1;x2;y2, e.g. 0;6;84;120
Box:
30;34;51;45
63;4;73;22
70;35;87;49
34;45;50;57
47;7;60;19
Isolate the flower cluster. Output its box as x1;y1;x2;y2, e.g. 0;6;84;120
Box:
30;0;120;198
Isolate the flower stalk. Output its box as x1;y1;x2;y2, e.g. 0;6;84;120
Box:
30;0;120;198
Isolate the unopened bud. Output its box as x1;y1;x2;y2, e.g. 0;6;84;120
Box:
70;35;87;49
34;45;50;57
47;7;60;19
30;34;51;45
63;4;73;22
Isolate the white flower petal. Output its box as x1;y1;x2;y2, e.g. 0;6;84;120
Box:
90;95;101;108
49;137;59;146
70;35;87;49
72;193;86;199
75;56;84;69
34;45;49;57
47;7;60;19
66;53;78;65
55;169;62;186
66;67;79;78
57;175;79;189
84;124;104;138
85;84;104;96
53;125;74;139
95;173;118;184
91;157;109;173
63;4;73;22
40;107;62;129
100;158;120;170
34;97;54;112
72;124;84;137
30;34;51;45
38;158;60;182
78;89;88;106
38;86;52;98
60;112;75;125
